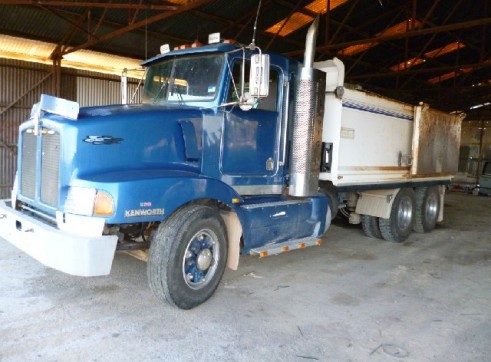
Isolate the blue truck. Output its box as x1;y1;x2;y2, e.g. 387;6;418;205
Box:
0;19;462;309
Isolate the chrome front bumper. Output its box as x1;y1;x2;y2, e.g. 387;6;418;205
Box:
0;200;118;276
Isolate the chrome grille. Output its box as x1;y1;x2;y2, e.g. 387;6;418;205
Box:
20;129;61;208
40;132;60;207
20;131;37;199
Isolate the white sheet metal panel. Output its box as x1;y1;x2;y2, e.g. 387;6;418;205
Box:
315;59;460;188
320;87;414;186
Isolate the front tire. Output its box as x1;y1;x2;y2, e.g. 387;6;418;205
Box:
413;186;440;233
379;188;415;243
147;205;228;309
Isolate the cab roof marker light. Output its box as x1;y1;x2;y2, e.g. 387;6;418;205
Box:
208;32;220;44
160;44;170;54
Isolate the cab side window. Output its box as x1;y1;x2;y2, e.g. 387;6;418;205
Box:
227;60;279;112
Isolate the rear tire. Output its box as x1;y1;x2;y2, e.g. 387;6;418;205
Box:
379;188;415;243
361;215;382;239
413;186;440;233
147;205;228;309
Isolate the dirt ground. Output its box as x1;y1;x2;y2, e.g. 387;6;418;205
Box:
0;191;490;362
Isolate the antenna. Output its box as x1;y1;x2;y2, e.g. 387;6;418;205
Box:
249;0;263;50
195;24;200;42
145;9;148;59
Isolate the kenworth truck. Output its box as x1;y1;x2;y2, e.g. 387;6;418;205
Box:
0;19;462;309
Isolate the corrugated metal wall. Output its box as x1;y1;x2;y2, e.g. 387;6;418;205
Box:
76;70;142;106
0;58;141;198
0;60;54;198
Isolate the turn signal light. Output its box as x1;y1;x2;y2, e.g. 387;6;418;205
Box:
93;191;114;216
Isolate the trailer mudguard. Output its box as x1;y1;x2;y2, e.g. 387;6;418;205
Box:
355;189;399;219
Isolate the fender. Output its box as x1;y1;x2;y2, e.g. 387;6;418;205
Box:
71;169;243;224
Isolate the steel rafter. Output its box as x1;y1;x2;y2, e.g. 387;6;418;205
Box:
349;61;491;80
395;0;466;90
0;1;177;11
265;0;304;51
48;8;93;59
60;0;216;56
285;17;491;57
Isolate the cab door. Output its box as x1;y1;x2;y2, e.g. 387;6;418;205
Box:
220;62;284;194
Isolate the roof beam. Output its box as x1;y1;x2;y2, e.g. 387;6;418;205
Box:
48;8;93;58
265;0;304;51
53;7;191;49
348;61;491;80
0;1;177;11
286;17;491;56
42;6;97;41
60;0;215;56
328;0;360;45
392;0;463;89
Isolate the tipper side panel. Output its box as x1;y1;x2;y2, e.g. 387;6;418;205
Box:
321;87;414;186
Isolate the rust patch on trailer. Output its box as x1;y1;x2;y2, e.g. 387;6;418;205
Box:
411;172;454;178
338;166;411;172
412;105;464;175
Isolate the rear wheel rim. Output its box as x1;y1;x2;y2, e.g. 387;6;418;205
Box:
425;191;439;222
397;196;413;231
182;229;219;290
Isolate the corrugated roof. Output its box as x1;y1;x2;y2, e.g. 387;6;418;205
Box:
0;0;490;116
0;34;142;77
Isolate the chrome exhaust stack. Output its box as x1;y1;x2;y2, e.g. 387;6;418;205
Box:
288;16;325;197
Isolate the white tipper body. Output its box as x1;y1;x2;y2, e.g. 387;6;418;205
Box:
315;58;463;188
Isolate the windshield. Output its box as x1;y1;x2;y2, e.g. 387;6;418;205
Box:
142;54;225;105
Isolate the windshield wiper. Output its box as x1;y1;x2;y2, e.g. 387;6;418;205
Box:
169;78;184;105
153;80;169;103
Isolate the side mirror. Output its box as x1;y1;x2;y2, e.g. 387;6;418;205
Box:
249;54;270;98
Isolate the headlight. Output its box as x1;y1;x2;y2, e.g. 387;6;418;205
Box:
65;187;114;216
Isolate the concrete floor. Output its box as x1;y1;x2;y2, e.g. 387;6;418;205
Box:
0;191;490;362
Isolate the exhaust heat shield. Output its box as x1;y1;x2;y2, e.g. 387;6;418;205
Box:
288;16;325;197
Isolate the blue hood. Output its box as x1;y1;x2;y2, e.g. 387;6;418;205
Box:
43;104;204;182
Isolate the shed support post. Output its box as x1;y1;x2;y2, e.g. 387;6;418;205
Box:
52;56;62;97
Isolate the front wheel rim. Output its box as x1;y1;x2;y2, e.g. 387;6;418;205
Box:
182;229;220;290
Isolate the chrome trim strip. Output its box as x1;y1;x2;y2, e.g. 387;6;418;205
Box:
241;199;310;209
21;205;57;224
232;184;283;196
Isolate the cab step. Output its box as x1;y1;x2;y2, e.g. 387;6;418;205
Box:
249;236;323;257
